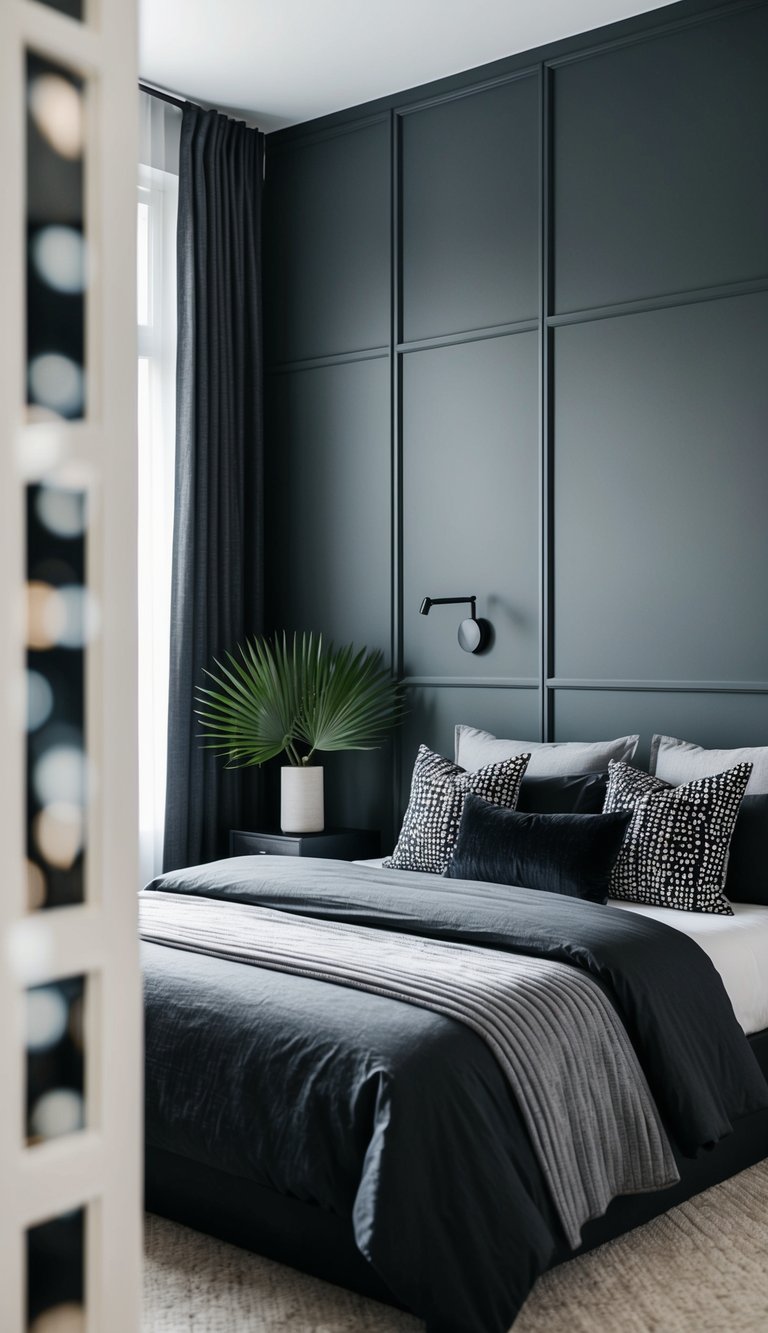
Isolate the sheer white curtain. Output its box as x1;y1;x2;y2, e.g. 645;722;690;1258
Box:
137;91;181;885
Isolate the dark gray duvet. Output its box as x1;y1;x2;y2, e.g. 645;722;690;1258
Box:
142;857;768;1333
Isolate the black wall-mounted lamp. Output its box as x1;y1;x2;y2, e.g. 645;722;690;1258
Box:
419;595;491;654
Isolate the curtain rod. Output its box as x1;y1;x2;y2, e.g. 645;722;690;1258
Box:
139;81;187;111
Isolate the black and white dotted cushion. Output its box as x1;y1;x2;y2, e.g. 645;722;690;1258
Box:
603;759;753;915
384;744;531;874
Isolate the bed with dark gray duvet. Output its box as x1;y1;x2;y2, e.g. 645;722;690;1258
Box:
141;857;768;1333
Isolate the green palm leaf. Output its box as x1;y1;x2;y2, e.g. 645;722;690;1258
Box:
195;631;403;767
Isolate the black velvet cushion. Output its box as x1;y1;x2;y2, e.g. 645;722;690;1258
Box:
447;792;631;903
725;794;768;905
516;770;608;816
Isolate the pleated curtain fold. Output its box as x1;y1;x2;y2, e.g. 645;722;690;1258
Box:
163;104;264;872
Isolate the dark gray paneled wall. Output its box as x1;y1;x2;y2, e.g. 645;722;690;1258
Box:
554;294;768;683
402;333;540;682
265;119;390;362
552;5;768;311
265;0;768;843
400;76;539;339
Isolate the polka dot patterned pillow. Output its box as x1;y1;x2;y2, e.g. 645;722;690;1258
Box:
384;744;531;874
603;759;753;914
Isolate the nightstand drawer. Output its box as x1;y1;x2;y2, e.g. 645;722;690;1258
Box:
231;831;303;857
229;828;381;861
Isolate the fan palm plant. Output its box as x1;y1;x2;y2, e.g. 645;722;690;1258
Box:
195;631;403;768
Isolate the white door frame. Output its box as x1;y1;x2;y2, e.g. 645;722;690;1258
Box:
0;1;141;1329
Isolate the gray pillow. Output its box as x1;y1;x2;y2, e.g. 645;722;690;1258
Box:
650;735;768;796
455;725;639;777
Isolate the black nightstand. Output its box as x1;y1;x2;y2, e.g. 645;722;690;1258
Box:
229;827;381;861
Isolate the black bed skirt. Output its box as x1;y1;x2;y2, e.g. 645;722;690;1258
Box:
145;1027;768;1309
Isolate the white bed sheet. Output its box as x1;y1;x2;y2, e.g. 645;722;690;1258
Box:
609;900;768;1036
354;859;768;1036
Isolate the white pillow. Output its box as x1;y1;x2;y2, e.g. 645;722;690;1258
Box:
455;725;639;777
650;735;768;796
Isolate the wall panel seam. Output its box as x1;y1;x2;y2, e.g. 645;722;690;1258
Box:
266;348;389;374
403;678;539;689
397;320;538;354
549;276;768;328
539;62;554;741
395;66;539;118
550;680;768;694
266;323;544;374
391;108;404;828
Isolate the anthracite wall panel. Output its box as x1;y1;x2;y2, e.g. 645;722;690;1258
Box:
265;0;768;836
555;691;768;770
265;120;390;362
266;355;393;835
554;292;768;682
319;745;396;841
267;358;390;655
402;333;539;679
401;687;540;796
554;5;768;313
401;77;539;341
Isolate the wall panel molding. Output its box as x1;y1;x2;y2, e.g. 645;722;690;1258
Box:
404;677;539;690
550;680;768;695
390;107;402;831
538;63;554;741
397;319;538;355
546;275;768;329
396;66;539;119
267;347;388;374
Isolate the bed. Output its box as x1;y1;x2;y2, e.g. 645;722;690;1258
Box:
141;854;768;1333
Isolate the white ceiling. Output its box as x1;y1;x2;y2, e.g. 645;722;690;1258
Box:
139;0;677;133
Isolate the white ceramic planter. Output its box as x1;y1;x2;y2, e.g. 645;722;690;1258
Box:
281;765;324;833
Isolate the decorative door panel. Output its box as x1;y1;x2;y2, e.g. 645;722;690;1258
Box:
0;1;141;1329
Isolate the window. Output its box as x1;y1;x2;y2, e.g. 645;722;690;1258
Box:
137;94;180;883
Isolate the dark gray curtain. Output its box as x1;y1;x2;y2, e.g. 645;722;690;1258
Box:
163;104;264;871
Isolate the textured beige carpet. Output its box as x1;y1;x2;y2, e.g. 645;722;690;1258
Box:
144;1159;768;1332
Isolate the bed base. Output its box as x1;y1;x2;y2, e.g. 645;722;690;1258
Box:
145;1028;768;1310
